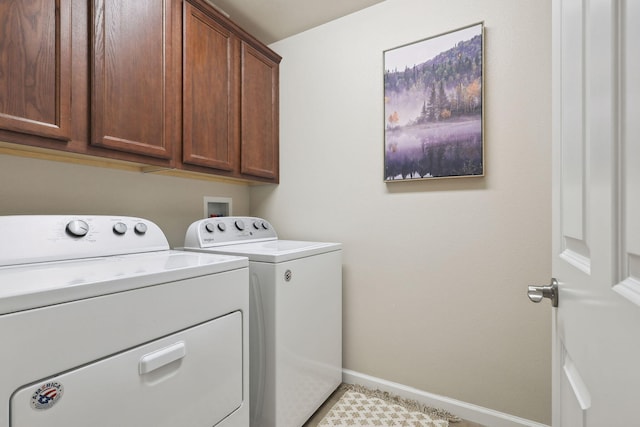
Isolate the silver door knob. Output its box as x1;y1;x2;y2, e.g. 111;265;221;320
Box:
527;278;558;307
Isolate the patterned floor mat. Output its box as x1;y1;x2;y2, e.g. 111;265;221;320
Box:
318;384;460;426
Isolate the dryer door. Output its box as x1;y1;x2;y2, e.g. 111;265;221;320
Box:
11;311;243;427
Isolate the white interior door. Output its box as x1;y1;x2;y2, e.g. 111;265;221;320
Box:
549;0;640;425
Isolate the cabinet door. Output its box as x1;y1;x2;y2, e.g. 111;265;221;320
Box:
91;0;177;160
240;42;279;181
0;0;72;141
182;1;237;171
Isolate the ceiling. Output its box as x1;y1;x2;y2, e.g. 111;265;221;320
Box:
206;0;386;45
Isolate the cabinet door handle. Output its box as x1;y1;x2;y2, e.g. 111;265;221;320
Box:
139;341;186;375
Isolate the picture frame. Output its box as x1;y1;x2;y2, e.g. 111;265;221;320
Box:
384;23;484;181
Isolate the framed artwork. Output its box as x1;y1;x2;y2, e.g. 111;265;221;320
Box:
384;23;484;181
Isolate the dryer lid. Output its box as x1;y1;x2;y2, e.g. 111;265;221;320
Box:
0;250;247;315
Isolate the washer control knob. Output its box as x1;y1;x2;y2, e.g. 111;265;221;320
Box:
134;222;148;235
217;223;227;232
253;221;261;230
261;221;269;230
235;219;245;231
205;223;216;233
113;222;127;235
66;219;89;237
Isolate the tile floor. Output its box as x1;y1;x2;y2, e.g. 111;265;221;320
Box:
302;385;485;427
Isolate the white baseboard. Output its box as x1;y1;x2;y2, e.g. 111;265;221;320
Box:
341;369;549;427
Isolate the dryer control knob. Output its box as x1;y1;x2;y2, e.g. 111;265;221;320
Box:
235;220;245;231
217;223;227;232
66;219;89;237
253;221;261;230
205;223;216;233
134;222;148;235
113;222;127;235
261;221;269;230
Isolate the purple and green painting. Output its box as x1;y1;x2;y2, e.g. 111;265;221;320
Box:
384;23;484;181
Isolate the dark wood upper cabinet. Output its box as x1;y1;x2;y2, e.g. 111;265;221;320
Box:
0;0;72;141
182;1;237;171
91;0;178;160
240;42;279;180
182;0;281;182
0;0;280;183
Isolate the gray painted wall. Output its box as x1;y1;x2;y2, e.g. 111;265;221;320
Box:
252;0;552;423
0;155;250;247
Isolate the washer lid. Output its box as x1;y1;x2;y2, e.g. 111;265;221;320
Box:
187;240;342;263
0;250;247;315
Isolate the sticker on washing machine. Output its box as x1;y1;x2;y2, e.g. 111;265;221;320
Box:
31;381;64;410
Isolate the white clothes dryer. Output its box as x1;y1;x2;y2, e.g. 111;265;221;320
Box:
0;215;249;427
183;217;342;427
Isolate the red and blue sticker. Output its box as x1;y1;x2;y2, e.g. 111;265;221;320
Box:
31;381;64;410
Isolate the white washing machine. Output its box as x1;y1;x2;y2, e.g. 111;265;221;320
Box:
183;217;342;427
0;215;250;427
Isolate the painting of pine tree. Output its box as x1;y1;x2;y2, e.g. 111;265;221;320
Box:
384;23;484;180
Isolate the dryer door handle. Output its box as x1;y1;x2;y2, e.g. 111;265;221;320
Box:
139;341;186;375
